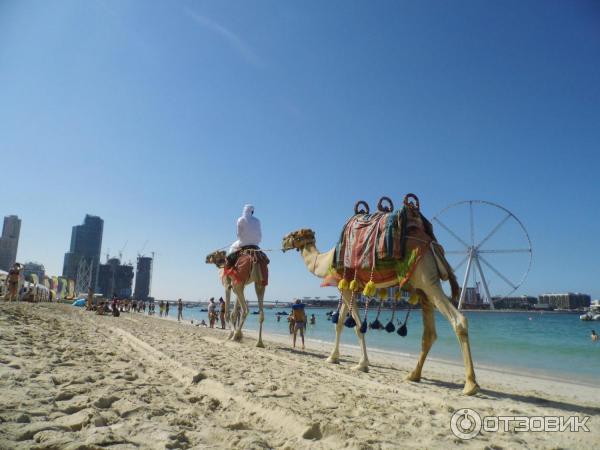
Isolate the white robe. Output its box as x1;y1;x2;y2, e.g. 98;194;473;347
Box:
229;205;262;254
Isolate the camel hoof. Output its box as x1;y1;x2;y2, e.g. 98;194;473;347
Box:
351;364;369;373
232;332;243;342
326;355;340;364
463;381;480;396
404;371;421;382
256;341;265;348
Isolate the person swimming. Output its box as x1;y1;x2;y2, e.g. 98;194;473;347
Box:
592;330;598;342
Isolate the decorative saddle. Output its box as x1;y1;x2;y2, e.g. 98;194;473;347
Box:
333;194;435;272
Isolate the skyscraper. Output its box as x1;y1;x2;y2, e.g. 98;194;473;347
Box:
0;215;21;271
98;258;134;299
63;215;104;289
133;256;153;300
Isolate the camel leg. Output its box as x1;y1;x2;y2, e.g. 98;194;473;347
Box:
422;282;479;395
228;298;240;340
349;292;369;372
232;284;249;341
255;283;266;348
224;284;232;325
326;298;348;364
405;296;436;382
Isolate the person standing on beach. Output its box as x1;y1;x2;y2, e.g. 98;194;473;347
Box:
165;301;170;317
292;299;307;350
86;287;94;311
5;263;21;302
177;298;183;322
208;298;217;328
218;297;226;329
159;300;165;317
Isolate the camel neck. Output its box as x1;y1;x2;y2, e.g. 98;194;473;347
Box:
301;242;334;278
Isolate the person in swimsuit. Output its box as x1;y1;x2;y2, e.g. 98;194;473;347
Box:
208;298;217;328
218;297;226;329
6;263;21;302
292;299;307;349
592;330;598;342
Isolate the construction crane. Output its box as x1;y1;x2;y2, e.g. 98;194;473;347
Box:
138;240;149;257
119;240;128;262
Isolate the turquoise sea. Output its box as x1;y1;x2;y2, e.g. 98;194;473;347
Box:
178;306;600;384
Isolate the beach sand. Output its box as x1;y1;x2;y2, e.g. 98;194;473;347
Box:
0;303;598;449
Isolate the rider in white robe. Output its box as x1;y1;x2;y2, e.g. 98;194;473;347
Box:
229;204;262;255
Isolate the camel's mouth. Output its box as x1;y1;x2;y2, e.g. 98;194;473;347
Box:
281;237;294;252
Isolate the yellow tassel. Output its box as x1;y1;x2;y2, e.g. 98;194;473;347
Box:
378;288;388;300
363;280;376;297
338;279;349;291
408;292;420;305
349;279;358;291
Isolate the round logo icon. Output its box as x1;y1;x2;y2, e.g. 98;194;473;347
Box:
450;408;482;440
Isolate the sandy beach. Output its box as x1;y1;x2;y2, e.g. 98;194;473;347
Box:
1;303;598;449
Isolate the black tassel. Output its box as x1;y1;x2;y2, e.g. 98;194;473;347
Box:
360;319;368;334
385;320;396;333
331;310;339;324
370;318;382;330
344;314;356;328
398;323;407;337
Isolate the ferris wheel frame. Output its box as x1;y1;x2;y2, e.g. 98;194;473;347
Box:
433;200;533;309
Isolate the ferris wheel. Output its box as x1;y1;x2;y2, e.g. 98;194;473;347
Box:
432;200;532;309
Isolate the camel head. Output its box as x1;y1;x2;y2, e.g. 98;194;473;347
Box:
205;250;227;267
282;229;316;252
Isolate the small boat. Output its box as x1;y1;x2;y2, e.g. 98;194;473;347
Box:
580;305;600;321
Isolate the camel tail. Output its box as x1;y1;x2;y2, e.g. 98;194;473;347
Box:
432;242;460;304
448;269;460;304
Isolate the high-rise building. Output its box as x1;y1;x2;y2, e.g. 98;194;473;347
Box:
133;256;153;300
492;295;537;310
98;257;134;299
0;215;21;271
63;215;104;289
537;293;591;310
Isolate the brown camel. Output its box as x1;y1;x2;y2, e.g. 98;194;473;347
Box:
281;196;479;395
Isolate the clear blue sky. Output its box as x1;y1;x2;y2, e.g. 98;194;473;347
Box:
1;0;599;301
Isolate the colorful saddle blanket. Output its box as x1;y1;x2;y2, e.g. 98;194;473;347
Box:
334;207;411;270
223;249;269;286
329;206;437;288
